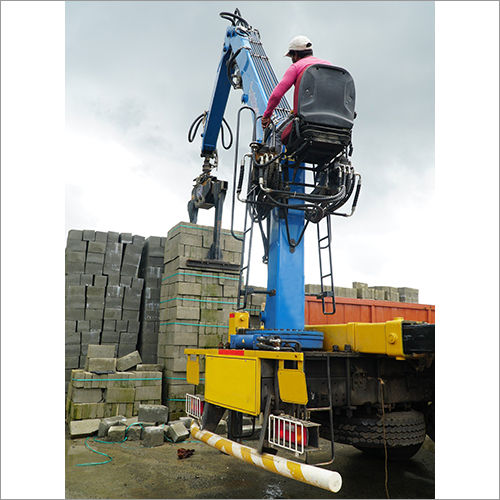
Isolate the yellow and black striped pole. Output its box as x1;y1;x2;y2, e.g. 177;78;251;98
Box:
190;423;342;493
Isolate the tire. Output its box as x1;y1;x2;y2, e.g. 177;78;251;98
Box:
425;402;435;442
331;410;427;461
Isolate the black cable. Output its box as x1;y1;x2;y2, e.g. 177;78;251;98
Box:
188;113;205;143
221;117;233;150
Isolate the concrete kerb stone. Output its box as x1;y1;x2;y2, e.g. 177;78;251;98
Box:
108;425;126;442
167;421;190;442
116;350;142;371
69;419;100;438
98;415;127;437
126;425;142;441
142;426;164;447
179;416;193;429
138;404;169;424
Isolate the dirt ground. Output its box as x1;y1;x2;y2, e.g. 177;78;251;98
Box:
66;432;434;499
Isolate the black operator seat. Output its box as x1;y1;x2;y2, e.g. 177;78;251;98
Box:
285;64;356;165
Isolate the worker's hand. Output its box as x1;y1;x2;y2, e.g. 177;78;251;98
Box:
261;116;271;129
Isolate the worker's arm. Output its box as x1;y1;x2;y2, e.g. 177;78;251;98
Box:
262;64;297;122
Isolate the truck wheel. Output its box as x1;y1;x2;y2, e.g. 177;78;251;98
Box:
425;402;435;441
332;410;426;461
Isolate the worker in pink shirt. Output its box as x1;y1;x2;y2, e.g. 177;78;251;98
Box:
261;35;332;143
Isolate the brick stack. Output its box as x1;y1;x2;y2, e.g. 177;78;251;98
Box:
66;345;162;422
304;284;357;299
138;236;166;363
158;222;242;420
65;230;145;392
368;286;399;302
397;287;419;303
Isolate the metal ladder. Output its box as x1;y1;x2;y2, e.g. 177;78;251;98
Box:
237;204;255;311
317;214;336;315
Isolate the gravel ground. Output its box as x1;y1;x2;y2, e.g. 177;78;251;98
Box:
66;432;434;499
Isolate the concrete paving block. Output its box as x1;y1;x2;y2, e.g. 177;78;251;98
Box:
65;273;81;286
105;387;136;403
122;309;140;321
162;424;171;440
86;357;116;372
90;319;103;330
82;229;96;241
94;275;108;287
120;331;139;344
86;252;105;265
69;418;100;438
103;319;117;331
66;331;81;345
126;425;142;441
179;416;193;429
88;344;116;358
71;388;104;403
104;307;123;320
108;425;126;442
68;229;83;240
85;262;103;274
97;415;127;437
65;344;81;357
107;232;120;243
116;351;142;371
101;330;120;343
357;287;375;299
138;404;169;424
95;231;108;242
120;233;134;244
116;319;128;331
66;356;80;369
167;421;190;442
118;343;137;358
81;330;101;344
85;309;104;321
352;281;368;289
142;426;164;447
88;241;106;254
66;239;87;252
127;320;140;333
135;385;161;401
66;261;85;274
136;364;163;372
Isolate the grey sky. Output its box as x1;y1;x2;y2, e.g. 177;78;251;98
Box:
66;1;435;303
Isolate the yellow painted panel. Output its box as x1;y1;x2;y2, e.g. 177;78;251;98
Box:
277;360;308;405
228;311;249;342
205;355;261;415
308;319;406;358
186;354;200;385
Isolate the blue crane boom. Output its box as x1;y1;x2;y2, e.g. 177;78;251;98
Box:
188;9;360;346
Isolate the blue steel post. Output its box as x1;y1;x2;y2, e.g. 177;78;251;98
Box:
262;167;306;331
200;25;307;332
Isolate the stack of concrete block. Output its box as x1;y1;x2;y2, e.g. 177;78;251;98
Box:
159;222;242;420
368;286;400;302
66;346;162;422
352;282;375;299
397;287;419;303
138;236;166;363
304;284;357;299
65;230;146;392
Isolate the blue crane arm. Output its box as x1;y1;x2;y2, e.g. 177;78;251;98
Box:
201;26;291;155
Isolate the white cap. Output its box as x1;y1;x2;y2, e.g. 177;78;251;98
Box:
285;35;313;57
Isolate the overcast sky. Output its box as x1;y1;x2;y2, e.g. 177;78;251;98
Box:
65;1;435;303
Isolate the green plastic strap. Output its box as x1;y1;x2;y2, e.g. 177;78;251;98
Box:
71;378;161;382
159;297;260;313
160;321;228;329
167;398;187;402
162;271;239;282
76;423;146;467
160;297;237;305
